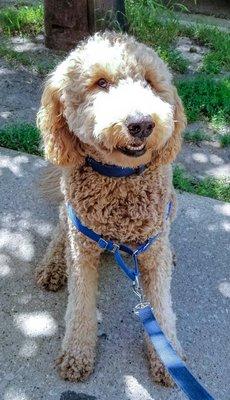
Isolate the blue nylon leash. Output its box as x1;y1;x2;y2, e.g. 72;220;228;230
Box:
66;202;215;400
137;304;215;400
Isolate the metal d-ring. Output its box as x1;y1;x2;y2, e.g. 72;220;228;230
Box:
111;243;120;253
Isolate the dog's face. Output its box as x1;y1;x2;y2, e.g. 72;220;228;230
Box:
38;32;186;167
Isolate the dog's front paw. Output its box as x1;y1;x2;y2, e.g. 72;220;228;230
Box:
56;350;95;382
146;337;185;387
35;265;66;292
149;358;174;387
148;339;185;387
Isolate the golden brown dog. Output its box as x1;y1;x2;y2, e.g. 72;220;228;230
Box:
36;31;186;385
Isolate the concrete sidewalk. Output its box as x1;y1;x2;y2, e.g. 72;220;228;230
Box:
0;147;229;400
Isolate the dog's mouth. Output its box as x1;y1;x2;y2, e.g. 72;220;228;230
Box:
118;142;146;157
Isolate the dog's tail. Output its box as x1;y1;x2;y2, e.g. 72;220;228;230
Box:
38;163;64;204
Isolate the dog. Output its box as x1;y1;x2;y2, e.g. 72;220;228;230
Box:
35;31;186;385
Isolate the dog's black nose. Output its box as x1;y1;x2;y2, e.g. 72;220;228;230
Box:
127;115;155;139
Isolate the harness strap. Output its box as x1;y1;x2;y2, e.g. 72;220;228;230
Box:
66;202;169;281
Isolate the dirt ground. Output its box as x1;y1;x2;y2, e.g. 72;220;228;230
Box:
0;58;42;126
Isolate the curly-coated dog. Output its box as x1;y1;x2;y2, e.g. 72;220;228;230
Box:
36;31;186;385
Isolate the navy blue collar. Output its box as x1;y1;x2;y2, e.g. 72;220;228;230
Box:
85;156;147;178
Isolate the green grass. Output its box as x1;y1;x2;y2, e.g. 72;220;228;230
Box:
126;1;230;75
45;6;229;77
0;39;61;75
180;25;230;74
0;40;34;65
173;165;230;202
0;123;42;155
0;2;229;78
158;47;188;73
125;0;188;73
202;52;223;75
219;133;230;148
126;0;179;47
0;2;228;78
183;130;211;144
177;75;230;124
0;4;63;75
0;5;44;36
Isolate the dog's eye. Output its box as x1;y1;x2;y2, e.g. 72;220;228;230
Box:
97;78;109;89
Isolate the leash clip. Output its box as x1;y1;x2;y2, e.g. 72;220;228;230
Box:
132;276;144;302
132;276;151;315
134;301;151;315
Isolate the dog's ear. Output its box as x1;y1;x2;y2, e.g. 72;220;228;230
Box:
154;86;186;166
37;75;83;166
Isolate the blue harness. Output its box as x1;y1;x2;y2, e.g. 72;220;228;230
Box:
67;157;215;400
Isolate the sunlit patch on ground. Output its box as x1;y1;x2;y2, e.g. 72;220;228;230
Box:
125;375;154;400
0;229;34;261
214;204;230;217
18;338;38;358
4;386;29;400
0;254;11;277
15;311;57;337
0;154;29;176
218;281;230;298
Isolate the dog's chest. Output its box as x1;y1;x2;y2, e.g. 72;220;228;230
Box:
63;165;172;243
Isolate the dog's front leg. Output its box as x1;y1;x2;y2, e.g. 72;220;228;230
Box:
57;231;101;382
35;223;67;291
139;237;183;387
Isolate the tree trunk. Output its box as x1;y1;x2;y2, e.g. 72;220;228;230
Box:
44;0;127;51
44;0;90;50
88;0;116;31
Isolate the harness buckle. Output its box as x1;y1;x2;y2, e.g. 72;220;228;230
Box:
98;237;109;250
98;238;120;253
111;243;120;253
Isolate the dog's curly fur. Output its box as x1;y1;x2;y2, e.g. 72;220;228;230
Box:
36;31;186;384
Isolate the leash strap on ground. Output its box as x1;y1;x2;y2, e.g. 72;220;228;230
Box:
137;304;215;400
